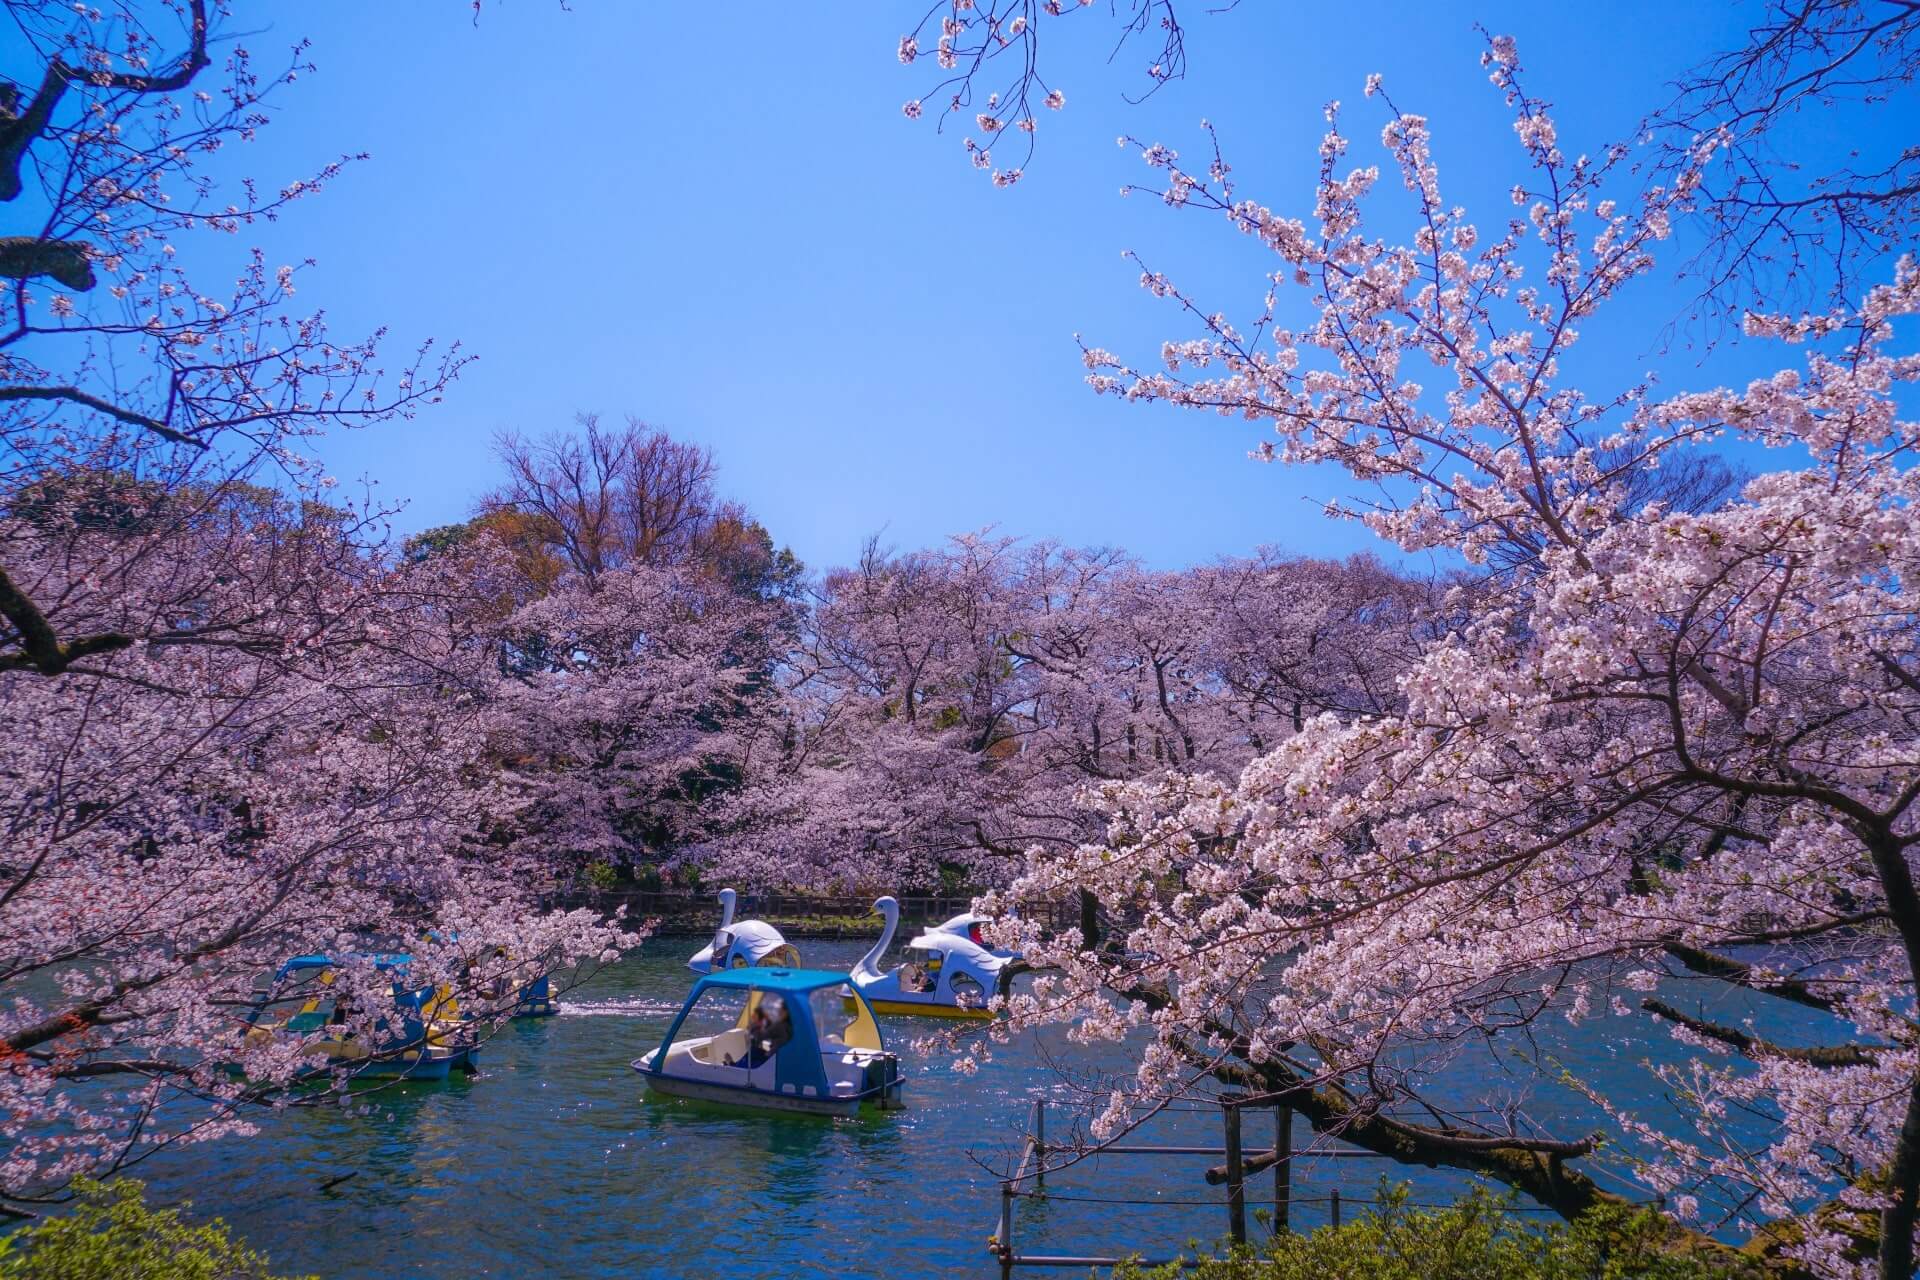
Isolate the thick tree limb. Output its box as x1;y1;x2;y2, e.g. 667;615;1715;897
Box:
1643;998;1880;1067
0;386;203;448
0;0;210;203
1662;941;1842;1013
0;561;133;676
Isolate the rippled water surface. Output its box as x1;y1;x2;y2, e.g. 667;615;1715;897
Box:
126;939;1762;1279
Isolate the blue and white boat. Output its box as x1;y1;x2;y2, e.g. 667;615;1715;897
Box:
852;896;1010;1020
687;887;800;973
511;972;558;1018
238;954;477;1081
632;968;904;1116
930;910;1023;961
432;931;558;1019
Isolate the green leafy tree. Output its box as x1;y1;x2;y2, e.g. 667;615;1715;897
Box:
1112;1186;1764;1280
0;1180;312;1280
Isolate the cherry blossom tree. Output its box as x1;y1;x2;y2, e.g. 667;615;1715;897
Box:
0;478;639;1208
480;556;791;880
894;0;1919;340
396;422;803;885
1;1;467;670
895;0;1190;186
701;534;1423;893
0;2;638;1209
981;35;1920;1278
702;532;1033;889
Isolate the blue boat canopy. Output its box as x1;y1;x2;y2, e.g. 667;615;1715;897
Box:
270;953;438;1013
640;968;902;1112
278;952;413;976
690;967;863;994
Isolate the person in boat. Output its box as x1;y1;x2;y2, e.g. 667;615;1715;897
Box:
899;961;933;994
745;994;792;1068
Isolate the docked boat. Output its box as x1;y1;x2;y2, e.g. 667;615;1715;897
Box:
238;954;477;1081
851;896;1011;1020
632;967;904;1116
687;887;800;973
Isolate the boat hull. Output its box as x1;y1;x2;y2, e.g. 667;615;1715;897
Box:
355;1050;458;1081
225;1045;461;1083
861;998;994;1021
635;1067;869;1117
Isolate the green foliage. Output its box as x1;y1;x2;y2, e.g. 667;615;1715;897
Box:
0;1179;312;1280
1111;1185;1758;1280
581;860;620;891
401;520;479;564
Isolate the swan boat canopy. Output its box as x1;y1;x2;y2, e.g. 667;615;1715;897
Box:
852;896;1011;1020
238;953;477;1081
930;911;1022;961
688;887;800;974
632;968;905;1117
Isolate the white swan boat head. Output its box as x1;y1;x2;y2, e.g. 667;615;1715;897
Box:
631;967;905;1116
851;896;1010;1020
688;888;800;974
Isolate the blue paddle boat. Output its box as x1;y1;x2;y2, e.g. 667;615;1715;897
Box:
633;968;904;1116
427;930;559;1020
238;954;477;1081
511;972;558;1017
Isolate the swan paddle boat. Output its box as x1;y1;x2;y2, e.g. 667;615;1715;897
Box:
237;954;477;1081
687;887;800;973
931;910;1022;961
632;967;904;1116
852;896;1011;1020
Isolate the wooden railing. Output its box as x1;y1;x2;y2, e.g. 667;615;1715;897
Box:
537;888;1080;936
988;1094;1666;1274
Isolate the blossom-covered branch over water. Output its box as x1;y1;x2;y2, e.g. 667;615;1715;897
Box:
976;34;1920;1279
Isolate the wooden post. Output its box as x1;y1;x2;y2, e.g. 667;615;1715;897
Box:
1035;1098;1047;1191
1224;1100;1247;1245
1273;1105;1292;1236
999;1180;1014;1280
1330;1188;1341;1229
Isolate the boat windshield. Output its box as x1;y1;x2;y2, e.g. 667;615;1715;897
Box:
677;985;751;1042
809;984;881;1051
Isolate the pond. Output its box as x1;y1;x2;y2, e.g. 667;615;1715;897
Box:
120;938;1771;1279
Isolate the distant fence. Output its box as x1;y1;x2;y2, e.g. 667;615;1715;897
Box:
537;889;1081;937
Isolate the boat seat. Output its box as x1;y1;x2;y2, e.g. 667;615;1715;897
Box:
690;1028;751;1066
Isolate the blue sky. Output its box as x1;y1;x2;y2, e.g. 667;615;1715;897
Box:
220;2;1857;573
